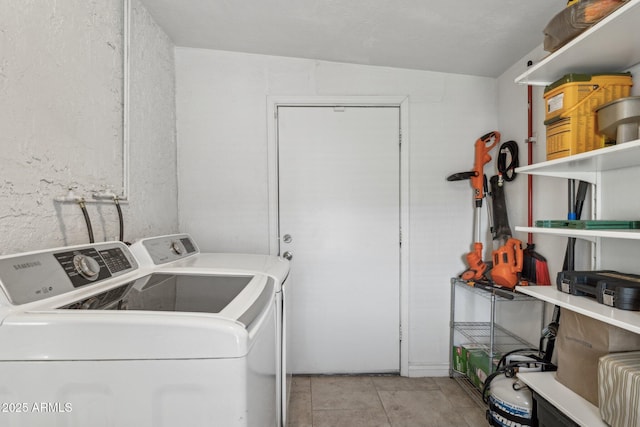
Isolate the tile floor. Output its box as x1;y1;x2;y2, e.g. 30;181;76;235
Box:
286;375;488;427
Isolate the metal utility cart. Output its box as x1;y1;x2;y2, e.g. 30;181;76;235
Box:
449;277;545;407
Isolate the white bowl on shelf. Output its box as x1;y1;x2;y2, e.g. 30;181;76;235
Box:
597;96;640;144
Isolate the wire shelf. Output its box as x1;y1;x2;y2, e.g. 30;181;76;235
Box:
450;275;545;412
453;322;536;355
451;371;487;410
452;278;539;302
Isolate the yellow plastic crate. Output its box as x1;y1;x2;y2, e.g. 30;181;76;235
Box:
544;73;633;160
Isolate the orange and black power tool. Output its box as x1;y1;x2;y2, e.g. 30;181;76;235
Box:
491;237;524;288
447;131;500;281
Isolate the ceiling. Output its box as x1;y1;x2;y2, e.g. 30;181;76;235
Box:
139;0;563;78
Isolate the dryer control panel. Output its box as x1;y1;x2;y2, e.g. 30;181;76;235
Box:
138;234;199;265
0;242;138;305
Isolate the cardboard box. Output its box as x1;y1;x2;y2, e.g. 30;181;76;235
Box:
451;345;467;374
452;344;484;374
452;343;502;389
465;346;501;390
556;309;640;405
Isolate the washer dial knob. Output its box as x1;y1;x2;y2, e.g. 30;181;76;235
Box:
170;241;183;255
73;254;101;280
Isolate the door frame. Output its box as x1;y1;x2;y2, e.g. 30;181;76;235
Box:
266;96;410;376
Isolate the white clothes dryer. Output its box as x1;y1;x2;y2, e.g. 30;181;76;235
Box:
129;234;292;427
0;241;277;427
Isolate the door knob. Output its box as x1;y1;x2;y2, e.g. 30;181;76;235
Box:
282;251;293;261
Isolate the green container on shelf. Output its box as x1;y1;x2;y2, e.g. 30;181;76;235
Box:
452;346;467;374
535;219;640;229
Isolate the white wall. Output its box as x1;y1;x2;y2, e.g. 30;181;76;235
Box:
175;48;498;375
0;0;178;253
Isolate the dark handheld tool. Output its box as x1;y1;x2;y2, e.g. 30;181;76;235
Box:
563;180;589;271
447;131;500;281
487;174;524;289
489;174;512;242
467;280;515;300
541;305;560;364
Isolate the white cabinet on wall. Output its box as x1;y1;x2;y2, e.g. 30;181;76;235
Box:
511;0;640;424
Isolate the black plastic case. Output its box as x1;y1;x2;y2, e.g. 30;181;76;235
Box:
556;270;616;295
597;280;640;311
556;270;640;311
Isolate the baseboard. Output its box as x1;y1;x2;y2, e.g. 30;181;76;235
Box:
407;363;449;378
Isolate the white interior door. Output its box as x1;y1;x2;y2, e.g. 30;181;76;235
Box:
278;105;400;374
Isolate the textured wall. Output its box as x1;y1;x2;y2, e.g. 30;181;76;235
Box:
127;0;179;241
0;0;178;253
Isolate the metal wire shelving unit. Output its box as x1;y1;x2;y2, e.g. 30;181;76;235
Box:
449;277;544;408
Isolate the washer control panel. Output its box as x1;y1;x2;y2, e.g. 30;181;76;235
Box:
139;234;199;265
0;242;138;305
53;246;133;288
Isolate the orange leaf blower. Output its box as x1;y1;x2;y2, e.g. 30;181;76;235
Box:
447;131;500;281
491;237;524;288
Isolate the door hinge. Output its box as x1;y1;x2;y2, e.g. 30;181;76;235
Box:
399;325;403;341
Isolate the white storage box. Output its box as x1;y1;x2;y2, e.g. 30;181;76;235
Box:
599;351;640;427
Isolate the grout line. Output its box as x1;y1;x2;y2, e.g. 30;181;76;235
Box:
375;388;394;426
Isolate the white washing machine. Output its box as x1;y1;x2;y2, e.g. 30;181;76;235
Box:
129;234;292;427
0;240;277;427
